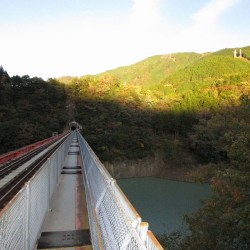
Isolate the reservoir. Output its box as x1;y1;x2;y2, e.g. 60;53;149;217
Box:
118;177;212;235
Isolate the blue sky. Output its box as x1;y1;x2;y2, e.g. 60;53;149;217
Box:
0;0;249;79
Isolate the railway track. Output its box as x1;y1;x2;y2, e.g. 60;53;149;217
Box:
0;132;71;209
0;135;65;179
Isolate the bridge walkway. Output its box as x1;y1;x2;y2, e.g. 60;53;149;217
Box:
0;130;163;249
37;137;92;250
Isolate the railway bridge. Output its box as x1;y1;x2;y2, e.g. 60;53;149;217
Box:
0;129;163;250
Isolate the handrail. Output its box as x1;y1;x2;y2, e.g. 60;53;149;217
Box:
0;131;75;250
77;131;163;250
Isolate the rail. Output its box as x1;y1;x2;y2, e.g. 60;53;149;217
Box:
0;133;70;209
0;132;75;250
0;133;69;179
0;133;66;164
77;131;163;250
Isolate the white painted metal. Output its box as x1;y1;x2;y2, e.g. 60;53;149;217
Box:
0;132;74;250
0;130;163;250
77;132;163;250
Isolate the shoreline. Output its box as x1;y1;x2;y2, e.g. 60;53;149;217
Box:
104;159;204;183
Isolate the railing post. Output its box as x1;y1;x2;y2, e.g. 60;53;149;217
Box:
47;158;51;205
25;182;31;250
78;131;163;249
139;222;149;244
133;217;142;232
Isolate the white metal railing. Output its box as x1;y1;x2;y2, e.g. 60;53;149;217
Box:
77;132;163;250
0;132;74;250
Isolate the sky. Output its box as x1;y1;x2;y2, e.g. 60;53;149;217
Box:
0;0;249;79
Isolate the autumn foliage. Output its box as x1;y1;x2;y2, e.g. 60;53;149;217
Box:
1;46;250;249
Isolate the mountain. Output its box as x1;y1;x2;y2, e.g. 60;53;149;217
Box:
1;45;249;249
97;46;250;87
92;46;250;250
97;52;202;86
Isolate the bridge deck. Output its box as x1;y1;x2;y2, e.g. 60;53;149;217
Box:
37;137;92;250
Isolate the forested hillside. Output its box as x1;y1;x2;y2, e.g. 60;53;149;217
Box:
59;46;250;249
0;66;67;153
97;52;202;86
1;45;250;249
59;47;250;162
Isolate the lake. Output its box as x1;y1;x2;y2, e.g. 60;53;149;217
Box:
118;177;212;235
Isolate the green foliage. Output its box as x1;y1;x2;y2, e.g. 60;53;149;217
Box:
183;169;250;249
97;53;201;87
60;46;250;249
157;231;185;250
0;69;68;153
58;45;250;165
1;45;250;249
184;97;250;249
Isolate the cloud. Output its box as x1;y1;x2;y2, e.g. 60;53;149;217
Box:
130;0;163;29
192;0;240;29
177;0;241;52
124;0;168;57
1;0;246;79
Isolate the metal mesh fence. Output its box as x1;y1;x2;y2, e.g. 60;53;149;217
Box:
0;132;74;250
0;189;27;250
78;132;163;250
28;165;50;249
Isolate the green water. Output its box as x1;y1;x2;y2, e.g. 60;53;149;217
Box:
118;177;212;235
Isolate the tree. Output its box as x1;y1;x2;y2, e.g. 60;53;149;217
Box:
184;97;250;249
